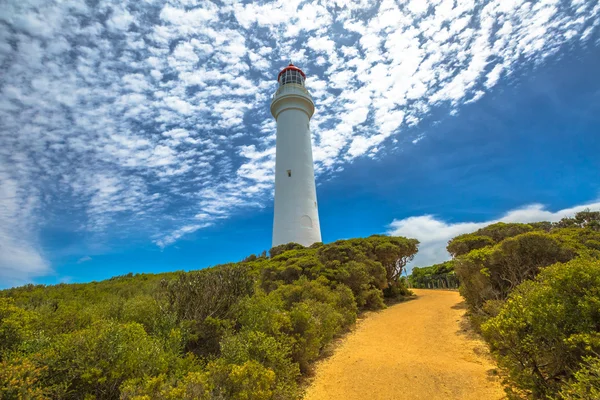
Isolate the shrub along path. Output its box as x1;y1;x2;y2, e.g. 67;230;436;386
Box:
304;289;505;400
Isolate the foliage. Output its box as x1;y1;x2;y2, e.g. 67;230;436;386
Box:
208;359;276;400
446;222;535;259
0;297;39;359
409;261;458;289
220;330;299;398
163;264;254;323
162;264;254;357
40;320;182;399
558;356;600;400
455;231;577;311
0;234;416;399
439;210;600;399
481;258;600;398
0;356;48;399
447;235;495;258
554;210;600;231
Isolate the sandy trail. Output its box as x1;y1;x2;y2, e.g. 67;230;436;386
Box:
304;289;505;400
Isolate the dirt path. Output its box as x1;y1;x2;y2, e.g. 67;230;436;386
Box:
304;289;505;400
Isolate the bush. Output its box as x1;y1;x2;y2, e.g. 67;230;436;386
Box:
0;356;48;399
558;356;600;400
0;297;38;360
475;222;534;242
163;264;254;356
481;258;600;398
447;235;495;257
121;371;211;400
269;243;305;258
455;232;576;310
1;235;418;399
207;360;276;400
122;294;176;337
220;330;300;398
164;264;254;323
40;320;179;399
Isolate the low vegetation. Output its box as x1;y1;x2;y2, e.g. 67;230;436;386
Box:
0;235;418;399
408;260;458;289
437;211;600;399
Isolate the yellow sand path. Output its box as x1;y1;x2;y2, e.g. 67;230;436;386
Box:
304;289;505;400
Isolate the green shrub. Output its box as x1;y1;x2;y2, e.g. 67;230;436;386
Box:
0;235;418;399
237;291;292;338
482;258;600;398
163;264;253;356
357;288;386;310
122;295;163;333
164;264;254;323
207;359;276;400
0;355;48;399
121;371;212;400
455;232;576;310
558;356;600;400
220;330;300;398
40;320;179;399
0;297;39;360
447;235;495;257
269;243;305;258
474;222;535;242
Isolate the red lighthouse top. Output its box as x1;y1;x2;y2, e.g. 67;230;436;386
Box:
278;63;306;80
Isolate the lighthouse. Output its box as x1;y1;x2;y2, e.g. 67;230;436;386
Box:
271;63;322;247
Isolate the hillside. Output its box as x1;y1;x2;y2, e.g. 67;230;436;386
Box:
0;235;418;399
3;211;600;399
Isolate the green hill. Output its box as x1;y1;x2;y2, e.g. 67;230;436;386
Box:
0;235;418;399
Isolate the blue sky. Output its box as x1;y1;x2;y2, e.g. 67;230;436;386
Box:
1;0;599;287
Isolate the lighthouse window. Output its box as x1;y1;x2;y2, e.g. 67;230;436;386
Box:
279;69;305;86
287;169;292;177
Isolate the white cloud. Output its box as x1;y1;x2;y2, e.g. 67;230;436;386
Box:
388;201;600;271
0;0;598;281
155;223;212;248
0;173;50;287
107;9;134;32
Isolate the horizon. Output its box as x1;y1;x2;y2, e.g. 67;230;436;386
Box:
1;0;600;288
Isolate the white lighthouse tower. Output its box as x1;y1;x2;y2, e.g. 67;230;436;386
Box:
271;63;321;247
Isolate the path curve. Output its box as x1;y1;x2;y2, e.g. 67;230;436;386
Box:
304;289;505;400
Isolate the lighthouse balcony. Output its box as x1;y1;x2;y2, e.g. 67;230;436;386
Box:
272;83;313;101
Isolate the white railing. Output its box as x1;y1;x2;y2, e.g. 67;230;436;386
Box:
272;83;313;101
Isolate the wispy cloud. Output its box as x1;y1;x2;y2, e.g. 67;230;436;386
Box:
388;201;600;270
0;0;599;283
0;172;50;286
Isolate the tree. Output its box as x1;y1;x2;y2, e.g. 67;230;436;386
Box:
447;234;495;257
373;237;419;291
555;209;600;231
474;222;534;242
